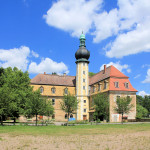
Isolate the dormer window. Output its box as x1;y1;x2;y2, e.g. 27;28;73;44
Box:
64;88;68;94
115;82;119;88
51;87;56;94
125;82;129;88
40;86;44;93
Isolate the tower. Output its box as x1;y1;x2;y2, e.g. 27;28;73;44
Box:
75;33;90;120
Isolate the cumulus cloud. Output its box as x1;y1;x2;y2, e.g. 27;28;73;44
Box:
142;69;150;83
0;46;30;71
28;58;69;74
100;61;130;73
138;91;150;97
44;0;150;58
43;0;102;37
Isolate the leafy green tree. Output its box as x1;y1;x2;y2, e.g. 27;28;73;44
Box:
24;90;47;126
136;104;148;119
93;93;109;122
114;96;134;124
136;95;143;105
89;72;96;77
60;93;78;123
142;95;150;115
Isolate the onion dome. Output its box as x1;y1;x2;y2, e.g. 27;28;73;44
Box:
75;33;90;63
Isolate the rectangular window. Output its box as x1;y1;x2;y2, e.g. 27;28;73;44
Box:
83;63;85;66
93;86;95;93
83;79;85;82
52;99;55;105
84;109;86;113
115;82;119;88
84;100;86;103
104;81;107;89
83;71;85;74
125;82;129;88
98;84;101;91
83;86;85;90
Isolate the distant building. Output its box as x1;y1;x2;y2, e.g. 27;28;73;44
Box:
31;33;137;122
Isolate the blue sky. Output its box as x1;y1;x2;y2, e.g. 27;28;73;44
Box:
0;0;150;96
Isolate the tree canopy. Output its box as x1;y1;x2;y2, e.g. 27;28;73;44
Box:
93;93;109;122
114;96;133;124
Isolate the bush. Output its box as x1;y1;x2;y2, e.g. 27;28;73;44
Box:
136;104;148;119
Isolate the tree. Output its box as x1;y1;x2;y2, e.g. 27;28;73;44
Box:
60;93;78;123
93;93;109;122
89;72;96;77
114;96;134;124
24;90;48;126
142;95;150;115
136;104;148;119
0;67;33;123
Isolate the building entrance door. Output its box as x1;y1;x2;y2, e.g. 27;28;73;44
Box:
83;115;87;120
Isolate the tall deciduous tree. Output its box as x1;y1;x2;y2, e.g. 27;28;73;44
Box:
0;67;33;125
45;100;54;122
93;93;109;122
136;104;148;119
60;93;78;123
24;90;46;126
114;96;134;124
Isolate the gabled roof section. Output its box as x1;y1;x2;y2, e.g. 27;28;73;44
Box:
109;78;137;92
89;65;128;85
31;74;76;87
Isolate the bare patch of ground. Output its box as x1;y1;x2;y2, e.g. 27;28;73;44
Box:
0;131;150;150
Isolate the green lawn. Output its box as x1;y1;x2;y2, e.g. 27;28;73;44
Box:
0;123;150;136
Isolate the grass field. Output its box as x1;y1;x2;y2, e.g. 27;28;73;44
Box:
0;124;150;150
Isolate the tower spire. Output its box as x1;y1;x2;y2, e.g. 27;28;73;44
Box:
79;32;86;47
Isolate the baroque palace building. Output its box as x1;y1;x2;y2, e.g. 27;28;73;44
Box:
31;33;137;122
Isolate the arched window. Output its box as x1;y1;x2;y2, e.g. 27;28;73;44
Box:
51;87;56;94
70;114;73;118
40;86;44;93
64;88;68;94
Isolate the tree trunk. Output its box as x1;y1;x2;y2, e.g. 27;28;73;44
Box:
0;116;3;126
122;113;123;124
36;114;37;126
13;117;16;125
67;112;69;126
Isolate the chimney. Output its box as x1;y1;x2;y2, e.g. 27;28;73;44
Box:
103;65;106;74
63;73;66;76
44;72;46;75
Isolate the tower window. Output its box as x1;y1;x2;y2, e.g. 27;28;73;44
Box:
115;82;119;88
83;86;85;90
52;99;55;105
83;71;85;74
83;79;85;82
51;87;56;94
84;109;86;113
40;86;44;93
84;100;86;103
83;63;85;66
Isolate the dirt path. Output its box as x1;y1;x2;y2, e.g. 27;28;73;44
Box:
0;131;150;150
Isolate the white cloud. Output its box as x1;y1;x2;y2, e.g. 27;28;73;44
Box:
134;74;141;79
44;0;150;58
142;69;150;83
28;58;69;74
0;46;30;71
100;61;130;73
43;0;102;37
138;91;150;97
31;50;39;58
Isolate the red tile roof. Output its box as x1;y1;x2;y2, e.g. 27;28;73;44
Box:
109;78;137;92
89;65;128;85
31;74;76;87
